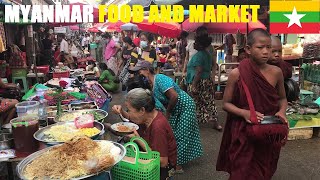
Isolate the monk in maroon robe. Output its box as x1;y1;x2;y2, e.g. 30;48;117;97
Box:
268;36;293;79
216;29;288;180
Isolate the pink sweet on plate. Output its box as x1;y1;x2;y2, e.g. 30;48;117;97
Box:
75;114;94;129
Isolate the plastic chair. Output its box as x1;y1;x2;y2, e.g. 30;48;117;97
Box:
12;76;28;93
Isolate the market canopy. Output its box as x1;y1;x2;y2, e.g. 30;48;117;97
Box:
121;23;139;31
133;19;181;38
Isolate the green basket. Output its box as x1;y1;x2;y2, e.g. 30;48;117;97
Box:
11;68;28;77
111;137;160;180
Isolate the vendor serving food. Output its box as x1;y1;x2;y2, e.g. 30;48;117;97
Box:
112;88;177;180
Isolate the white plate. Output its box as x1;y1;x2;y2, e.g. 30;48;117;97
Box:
110;122;139;133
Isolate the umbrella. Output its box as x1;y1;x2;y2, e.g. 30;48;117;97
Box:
133;19;182;38
121;23;139;31
182;9;266;34
88;27;99;33
69;25;80;30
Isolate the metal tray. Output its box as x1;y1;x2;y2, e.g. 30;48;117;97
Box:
34;121;105;145
16;140;126;180
69;101;98;111
54;109;108;123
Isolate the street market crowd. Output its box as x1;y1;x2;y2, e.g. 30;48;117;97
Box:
0;26;294;180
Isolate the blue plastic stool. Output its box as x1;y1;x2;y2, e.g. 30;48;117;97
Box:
12;76;28;93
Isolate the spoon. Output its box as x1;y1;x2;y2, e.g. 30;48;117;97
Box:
119;114;130;122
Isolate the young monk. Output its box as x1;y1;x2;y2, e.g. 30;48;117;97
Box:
216;29;288;180
268;36;293;79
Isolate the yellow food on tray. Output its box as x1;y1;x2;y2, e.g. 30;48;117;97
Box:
24;136;120;180
43;125;100;142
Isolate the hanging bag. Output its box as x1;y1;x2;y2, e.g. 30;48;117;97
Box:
111;137;160;180
240;77;289;147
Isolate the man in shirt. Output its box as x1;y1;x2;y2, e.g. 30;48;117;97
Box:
41;33;53;66
59;34;74;68
183;33;197;76
176;31;189;72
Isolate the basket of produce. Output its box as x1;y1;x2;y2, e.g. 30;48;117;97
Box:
33;121;104;146
17;136;126;180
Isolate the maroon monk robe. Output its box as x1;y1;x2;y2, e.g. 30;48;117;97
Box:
216;59;282;180
268;60;293;79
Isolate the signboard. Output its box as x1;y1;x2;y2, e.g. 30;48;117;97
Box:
54;27;66;34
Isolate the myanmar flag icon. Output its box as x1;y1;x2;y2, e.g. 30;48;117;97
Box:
270;0;320;34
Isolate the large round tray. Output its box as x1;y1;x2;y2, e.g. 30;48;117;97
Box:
34;121;104;145
16;140;126;180
55;109;108;123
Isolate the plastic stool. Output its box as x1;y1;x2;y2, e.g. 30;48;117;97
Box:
12;76;28;93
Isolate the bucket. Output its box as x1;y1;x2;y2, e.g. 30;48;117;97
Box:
10;115;39;153
15;101;40;117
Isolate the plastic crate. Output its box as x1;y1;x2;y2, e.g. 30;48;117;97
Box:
11;68;28;77
53;71;70;78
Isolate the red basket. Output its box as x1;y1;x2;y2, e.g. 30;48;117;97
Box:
36;65;50;74
53;71;70;78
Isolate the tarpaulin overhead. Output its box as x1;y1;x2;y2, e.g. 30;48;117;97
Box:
133;19;181;38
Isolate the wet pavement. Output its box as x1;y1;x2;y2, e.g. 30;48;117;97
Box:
108;91;320;180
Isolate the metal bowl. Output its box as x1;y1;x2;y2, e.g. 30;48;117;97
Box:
110;122;139;136
33;121;105;146
16;140;126;180
0;133;14;150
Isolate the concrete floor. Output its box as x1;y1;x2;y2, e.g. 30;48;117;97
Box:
107;91;320;180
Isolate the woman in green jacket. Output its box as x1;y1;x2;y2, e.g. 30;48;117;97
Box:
98;63;120;93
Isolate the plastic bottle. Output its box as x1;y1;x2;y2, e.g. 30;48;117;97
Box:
38;95;48;127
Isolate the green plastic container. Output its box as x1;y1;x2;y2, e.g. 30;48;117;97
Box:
300;89;314;104
111;137;160;180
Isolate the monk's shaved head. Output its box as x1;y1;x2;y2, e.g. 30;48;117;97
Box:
271;36;282;47
247;28;270;46
269;36;283;63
